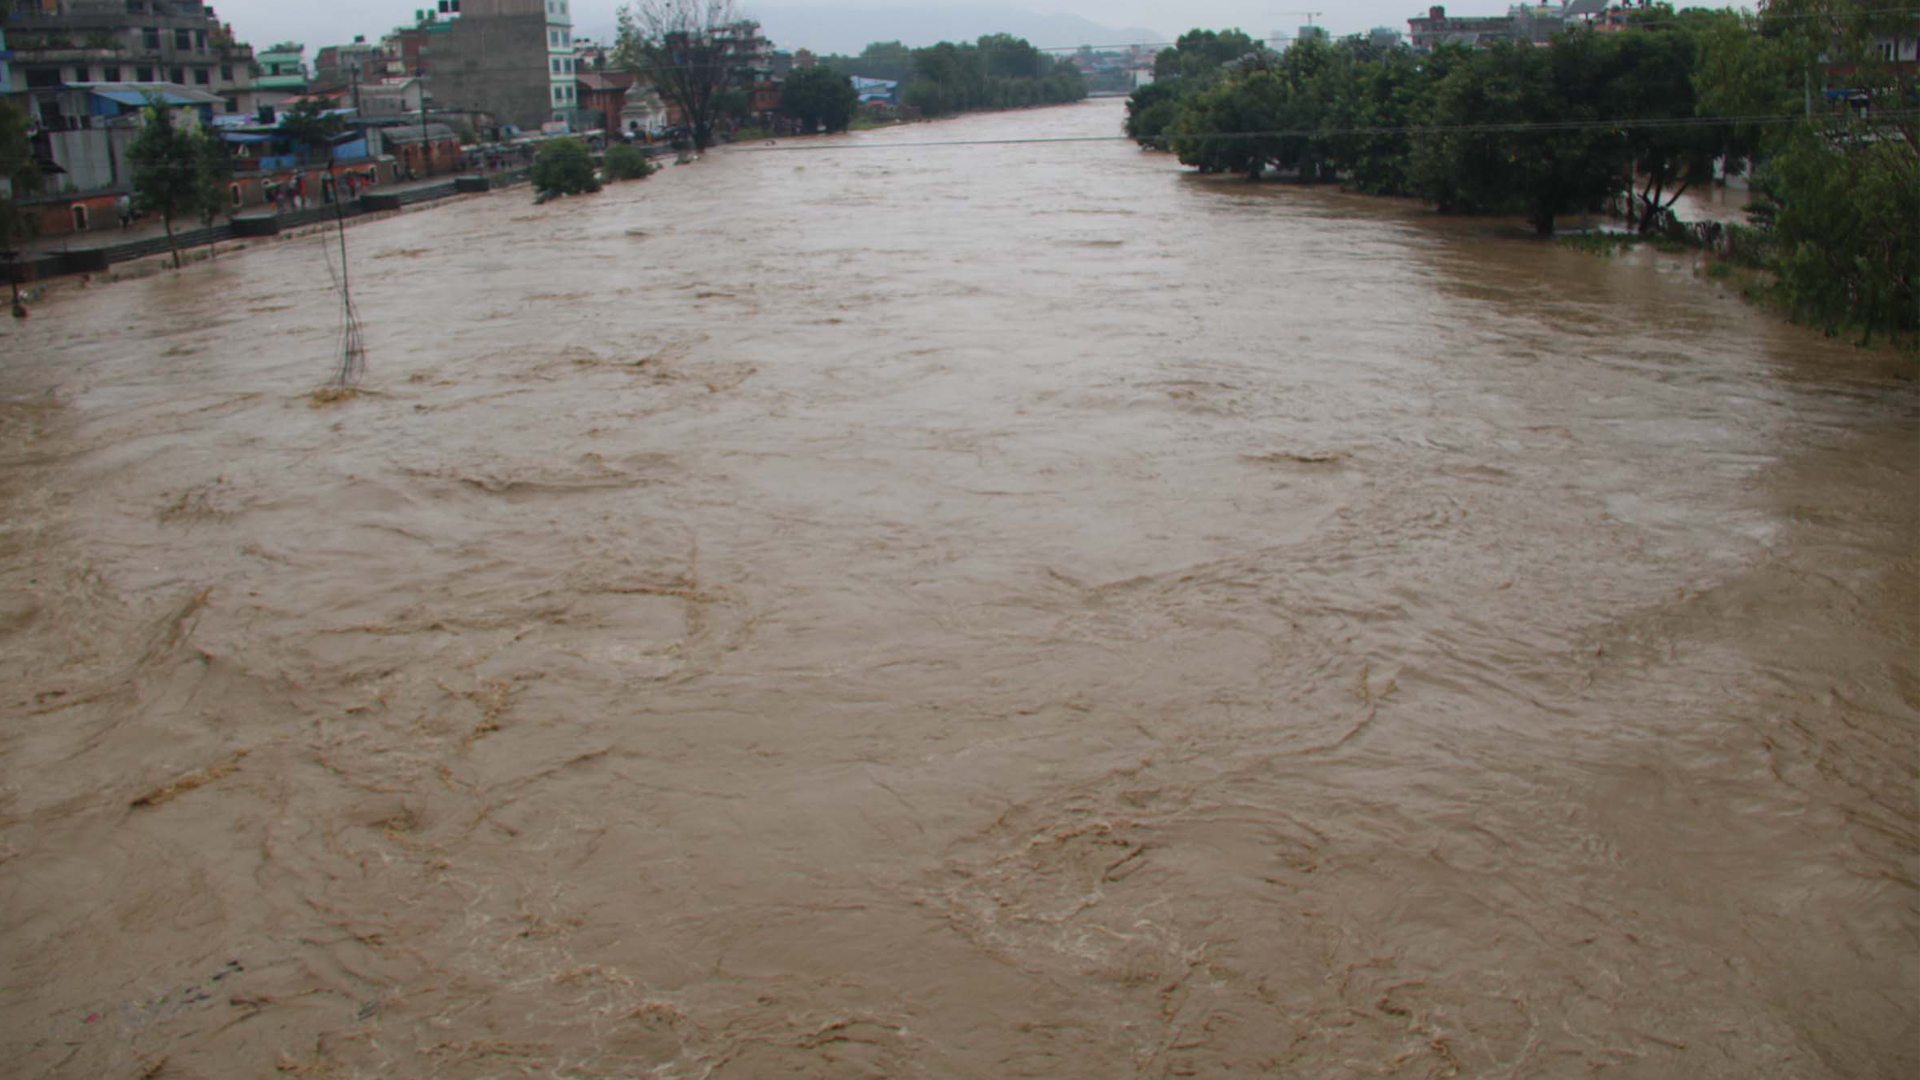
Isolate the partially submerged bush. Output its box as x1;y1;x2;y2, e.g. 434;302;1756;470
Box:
531;137;600;199
603;143;656;182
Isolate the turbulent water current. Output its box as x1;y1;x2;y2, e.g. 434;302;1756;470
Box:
2;100;1915;1079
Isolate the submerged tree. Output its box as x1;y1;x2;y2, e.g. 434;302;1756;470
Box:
616;0;750;151
128;98;204;269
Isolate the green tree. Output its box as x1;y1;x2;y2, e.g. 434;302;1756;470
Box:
1723;0;1919;341
1412;37;1626;235
1602;18;1723;232
191;124;232;259
1153;29;1265;85
602;142;656;181
1;101;44;311
531;136;600;198
712;86;752;124
1124;80;1183;144
779;65;859;133
278;98;346;163
128;98;206;269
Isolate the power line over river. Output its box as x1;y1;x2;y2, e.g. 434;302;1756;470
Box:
1;99;1913;1080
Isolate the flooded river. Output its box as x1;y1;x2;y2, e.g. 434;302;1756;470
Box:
2;100;1915;1079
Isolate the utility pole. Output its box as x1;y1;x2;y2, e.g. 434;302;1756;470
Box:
417;65;429;177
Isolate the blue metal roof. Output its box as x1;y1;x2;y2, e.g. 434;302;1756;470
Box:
90;86;204;108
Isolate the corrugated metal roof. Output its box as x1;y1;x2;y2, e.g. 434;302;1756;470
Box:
86;84;222;108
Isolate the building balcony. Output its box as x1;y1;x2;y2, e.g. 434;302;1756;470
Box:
7;44;125;61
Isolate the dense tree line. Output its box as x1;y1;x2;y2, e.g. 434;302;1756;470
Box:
824;34;1087;117
1128;2;1917;343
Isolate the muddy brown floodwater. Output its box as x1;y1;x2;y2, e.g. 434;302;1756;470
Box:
2;100;1916;1079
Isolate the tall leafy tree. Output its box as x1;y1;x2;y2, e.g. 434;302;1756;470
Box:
192;125;233;259
779;66;859;133
1603;17;1722;232
1;102;44;311
616;0;750;151
1737;0;1919;341
127;98;205;269
1412;37;1625;235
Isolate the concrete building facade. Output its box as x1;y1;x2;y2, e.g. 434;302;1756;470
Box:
420;0;583;133
3;0;258;116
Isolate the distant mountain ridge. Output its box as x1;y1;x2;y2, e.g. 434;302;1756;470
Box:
745;5;1166;56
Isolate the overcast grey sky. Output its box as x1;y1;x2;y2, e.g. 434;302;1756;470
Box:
205;1;1508;55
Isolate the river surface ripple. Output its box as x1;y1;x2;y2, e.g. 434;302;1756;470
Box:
2;100;1915;1079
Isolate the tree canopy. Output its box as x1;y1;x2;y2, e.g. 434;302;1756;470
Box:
531;137;600;199
779;66;859;134
901;35;1086;116
0;101;42;259
128;99;208;267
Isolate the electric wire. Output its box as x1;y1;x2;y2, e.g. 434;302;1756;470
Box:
1026;7;1920;51
725;109;1920;153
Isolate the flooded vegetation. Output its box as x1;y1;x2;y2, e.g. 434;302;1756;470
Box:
1;100;1914;1079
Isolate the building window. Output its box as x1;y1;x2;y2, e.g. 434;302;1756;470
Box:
175;29;192;51
106;66;123;81
72;67;89;83
220;64;233;81
230;183;242;206
26;68;61;89
194;68;209;85
137;65;155;81
144;27;161;50
170;67;185;83
72;205;89;232
224;96;238;113
196;31;207;52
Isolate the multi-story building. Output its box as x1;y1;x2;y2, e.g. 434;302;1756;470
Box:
1407;5;1518;51
416;0;582;134
2;0;258;116
313;37;377;89
1407;4;1605;53
252;41;305;106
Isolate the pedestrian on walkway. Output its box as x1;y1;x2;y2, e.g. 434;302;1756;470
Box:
116;194;133;230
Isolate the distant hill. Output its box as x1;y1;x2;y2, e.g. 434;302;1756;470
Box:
747;5;1166;56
